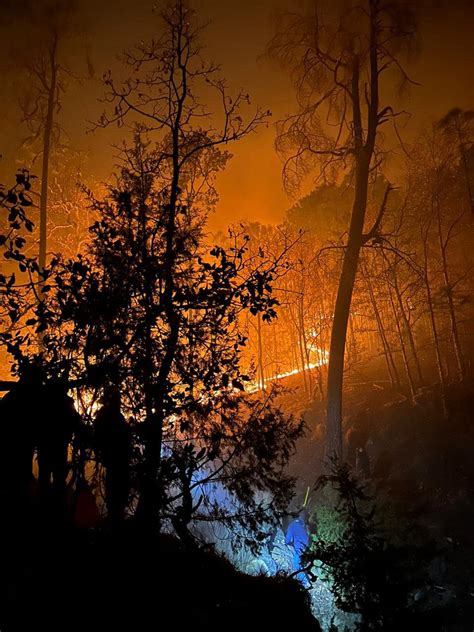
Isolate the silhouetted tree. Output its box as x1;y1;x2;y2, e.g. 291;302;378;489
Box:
18;0;90;294
54;137;301;534
91;0;278;525
2;1;304;537
268;0;417;460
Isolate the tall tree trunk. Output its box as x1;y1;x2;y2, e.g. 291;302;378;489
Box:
138;171;155;428
435;202;466;381
257;313;265;390
325;152;370;459
298;327;309;396
325;0;382;461
137;31;186;526
291;326;302;376
288;299;307;390
299;299;314;397
422;239;449;418
392;271;424;387
272;321;279;379
348;313;359;366
424;275;448;417
364;265;400;388
38;33;58;319
387;280;416;400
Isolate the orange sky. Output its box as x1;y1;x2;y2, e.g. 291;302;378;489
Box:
1;0;474;232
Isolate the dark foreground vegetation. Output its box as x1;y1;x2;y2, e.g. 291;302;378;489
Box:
1;375;473;632
1;522;319;632
0;0;473;630
291;375;474;631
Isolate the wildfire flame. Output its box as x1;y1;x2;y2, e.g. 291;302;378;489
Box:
249;347;329;392
72;348;329;411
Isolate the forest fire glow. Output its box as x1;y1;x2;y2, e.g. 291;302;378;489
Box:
250;348;330;392
0;0;473;630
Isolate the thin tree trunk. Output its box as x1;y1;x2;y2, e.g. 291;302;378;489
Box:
288;298;307;391
365;266;400;388
387;280;416;401
392;272;424;387
422;238;449;417
272;321;279;379
348;313;359;366
38;34;58;294
435;202;466;381
138;179;154;427
257;313;265;390
424;275;448;417
291;325;302;376
299;300;314;396
298;327;309;396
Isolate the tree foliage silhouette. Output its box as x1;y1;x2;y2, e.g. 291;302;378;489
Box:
0;2;303;538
